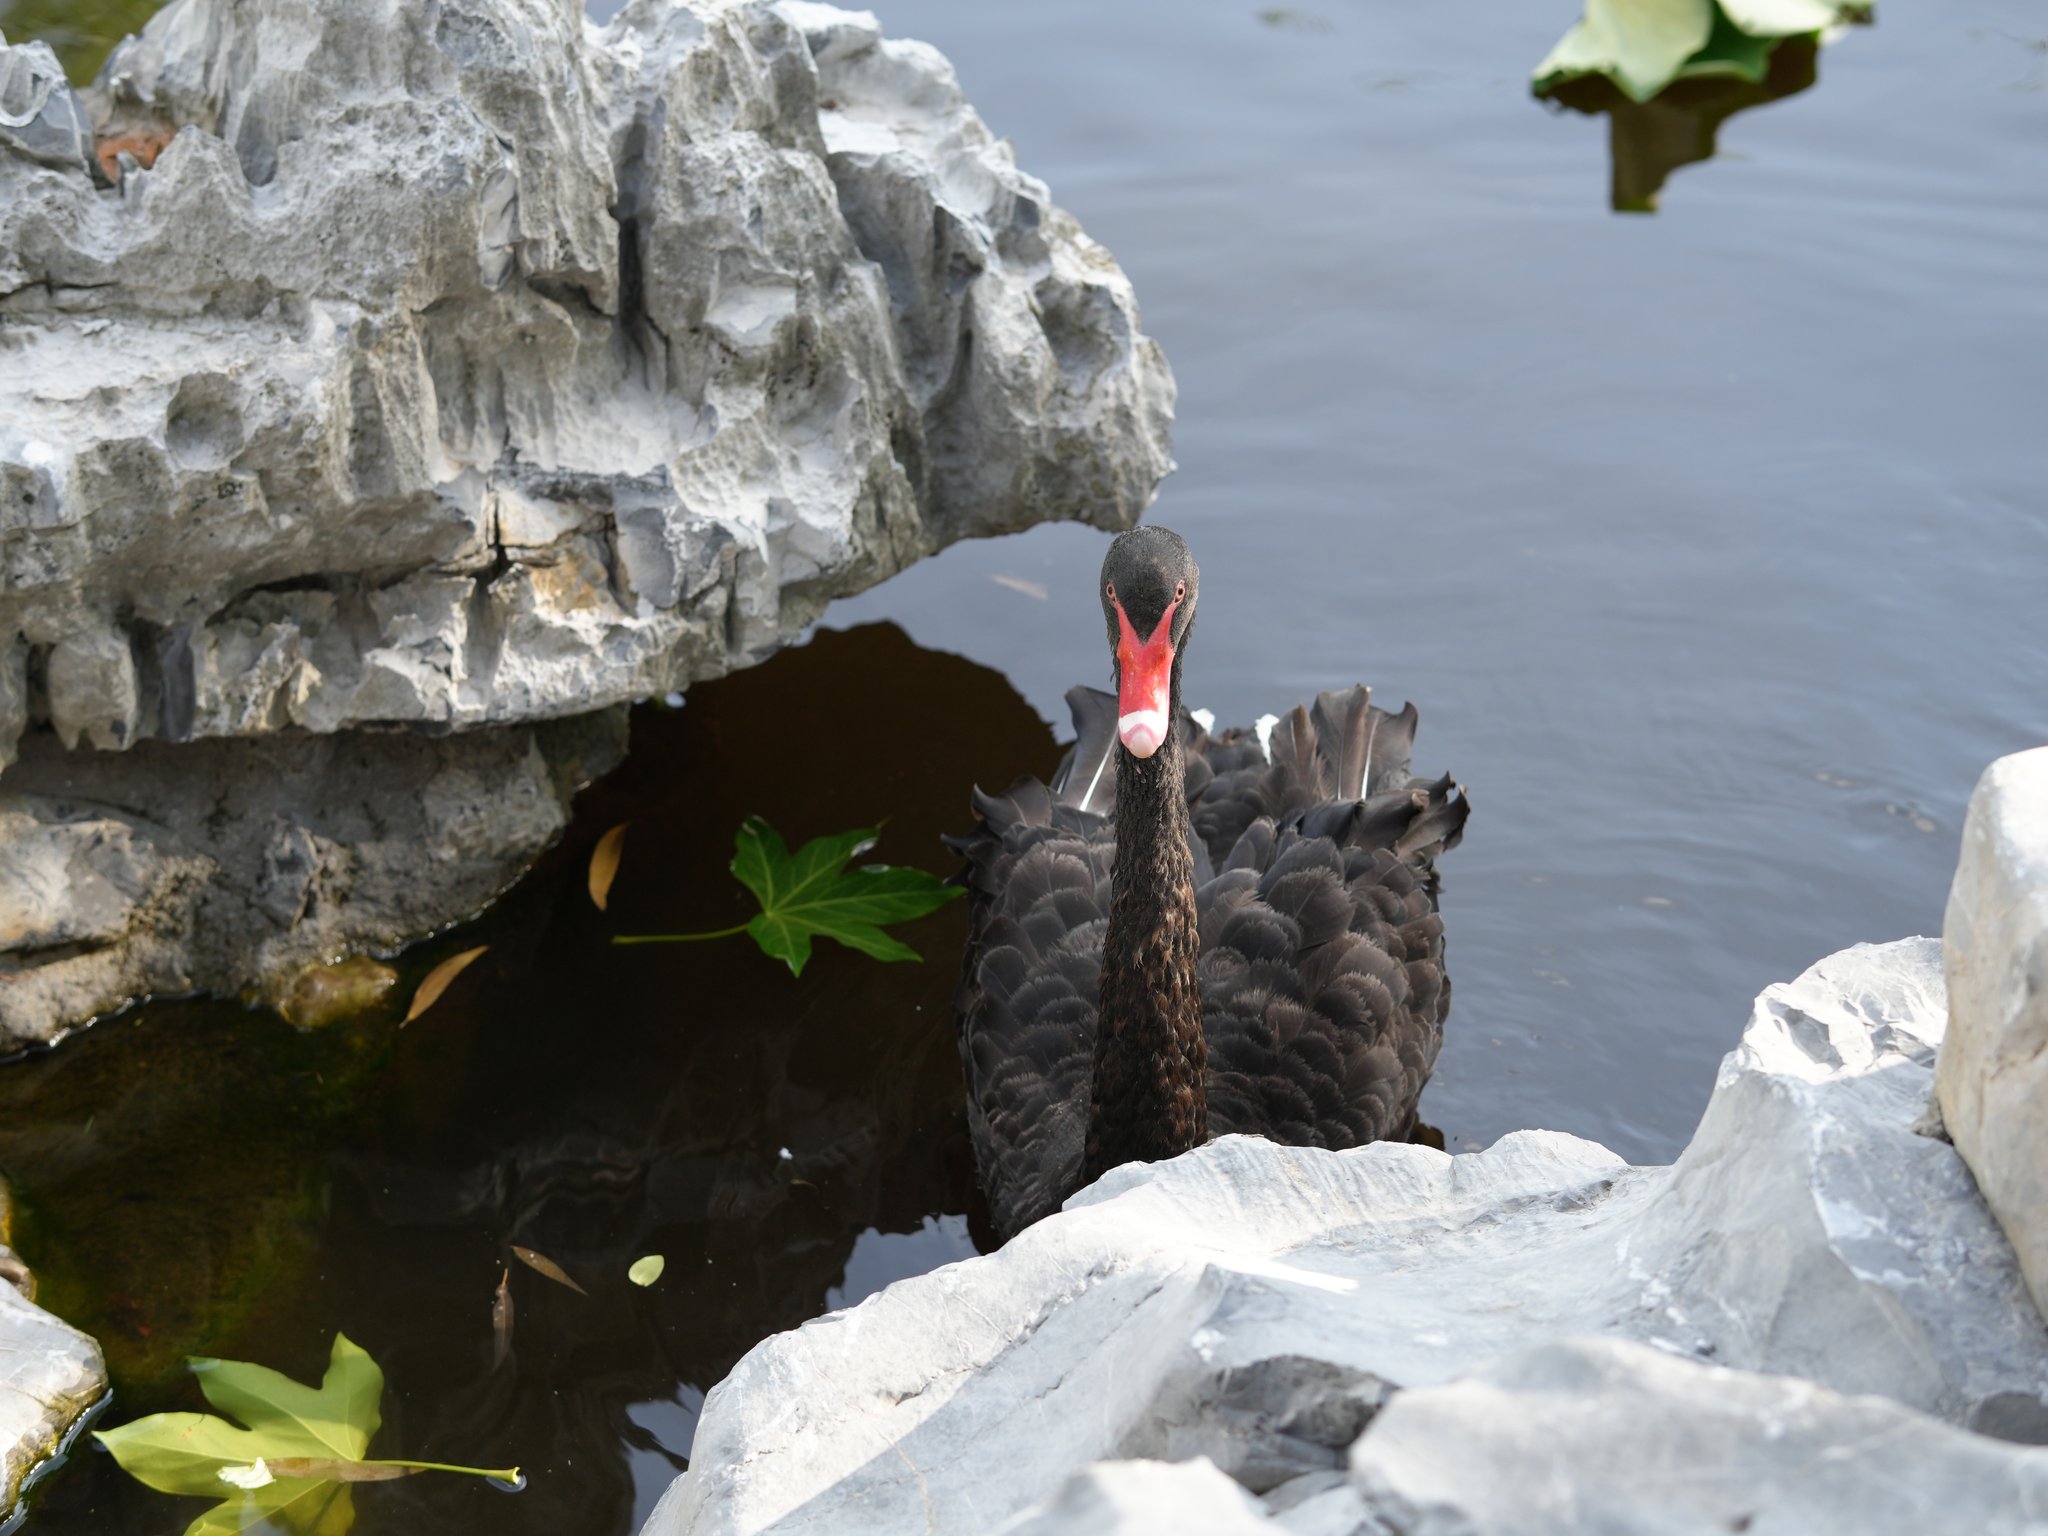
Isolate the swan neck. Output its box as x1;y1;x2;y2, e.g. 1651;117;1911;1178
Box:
1086;684;1207;1184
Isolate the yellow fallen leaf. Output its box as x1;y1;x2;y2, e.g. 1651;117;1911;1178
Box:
510;1245;589;1297
404;946;489;1024
588;822;630;911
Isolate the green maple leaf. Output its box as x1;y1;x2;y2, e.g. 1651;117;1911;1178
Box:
731;818;962;976
94;1334;517;1536
614;818;962;977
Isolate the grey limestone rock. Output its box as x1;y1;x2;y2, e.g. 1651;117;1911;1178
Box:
1347;1336;2048;1536
0;0;1172;1039
644;938;2048;1535
0;0;1171;751
0;1251;106;1520
995;1340;2048;1536
1938;746;2048;1327
0;709;625;1045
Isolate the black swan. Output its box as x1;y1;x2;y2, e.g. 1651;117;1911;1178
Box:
950;526;1470;1240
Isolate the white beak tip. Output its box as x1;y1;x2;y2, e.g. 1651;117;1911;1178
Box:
1118;709;1168;759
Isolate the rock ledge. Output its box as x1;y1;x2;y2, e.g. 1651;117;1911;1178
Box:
646;938;2048;1536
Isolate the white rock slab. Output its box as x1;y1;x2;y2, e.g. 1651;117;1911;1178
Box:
1938;746;2048;1325
993;1458;1273;1536
1348;1337;2048;1536
0;1272;106;1519
644;940;2048;1536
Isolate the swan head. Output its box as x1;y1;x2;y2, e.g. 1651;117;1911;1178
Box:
1101;526;1199;760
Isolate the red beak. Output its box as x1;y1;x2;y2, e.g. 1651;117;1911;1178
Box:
1113;597;1178;758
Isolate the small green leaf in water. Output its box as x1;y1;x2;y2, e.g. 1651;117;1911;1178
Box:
94;1333;519;1536
628;1255;665;1287
613;818;962;977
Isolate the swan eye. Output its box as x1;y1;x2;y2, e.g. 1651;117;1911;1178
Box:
1174;582;1186;600
1104;582;1115;601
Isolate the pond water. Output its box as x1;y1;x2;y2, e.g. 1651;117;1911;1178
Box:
3;0;2045;1533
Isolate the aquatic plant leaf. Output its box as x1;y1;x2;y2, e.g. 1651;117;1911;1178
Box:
1534;0;1865;102
729;818;963;977
588;823;629;912
96;1333;517;1536
403;946;488;1024
1678;10;1781;81
628;1255;665;1286
1719;0;1861;35
511;1246;589;1296
191;1334;382;1462
186;1479;356;1536
1533;0;1714;102
96;1411;281;1498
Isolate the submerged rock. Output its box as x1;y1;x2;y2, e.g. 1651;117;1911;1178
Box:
1938;746;2048;1326
644;938;2048;1535
0;0;1173;1042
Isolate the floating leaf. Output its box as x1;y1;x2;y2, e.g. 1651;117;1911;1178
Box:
403;946;488;1024
615;819;962;977
1718;0;1865;34
587;823;629;912
1533;0;1866;103
627;1255;665;1287
510;1245;589;1296
95;1334;515;1536
1533;0;1715;102
989;573;1049;601
733;819;962;976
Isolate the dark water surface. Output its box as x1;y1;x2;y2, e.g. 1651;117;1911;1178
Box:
4;1;2046;1533
5;628;1023;1534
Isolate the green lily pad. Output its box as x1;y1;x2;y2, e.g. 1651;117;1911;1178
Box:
1534;0;1868;103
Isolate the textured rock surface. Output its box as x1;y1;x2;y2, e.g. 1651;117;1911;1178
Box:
994;1458;1273;1536
0;0;1170;752
0;1254;106;1520
0;709;625;1044
1939;745;2048;1325
645;939;2048;1535
1346;1338;2048;1536
0;0;1171;1039
997;1342;2048;1536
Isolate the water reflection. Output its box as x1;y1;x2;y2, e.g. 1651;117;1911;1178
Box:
3;623;1052;1536
1541;38;1824;212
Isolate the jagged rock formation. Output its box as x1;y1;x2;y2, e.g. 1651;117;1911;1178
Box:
645;938;2048;1535
0;0;1173;1042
